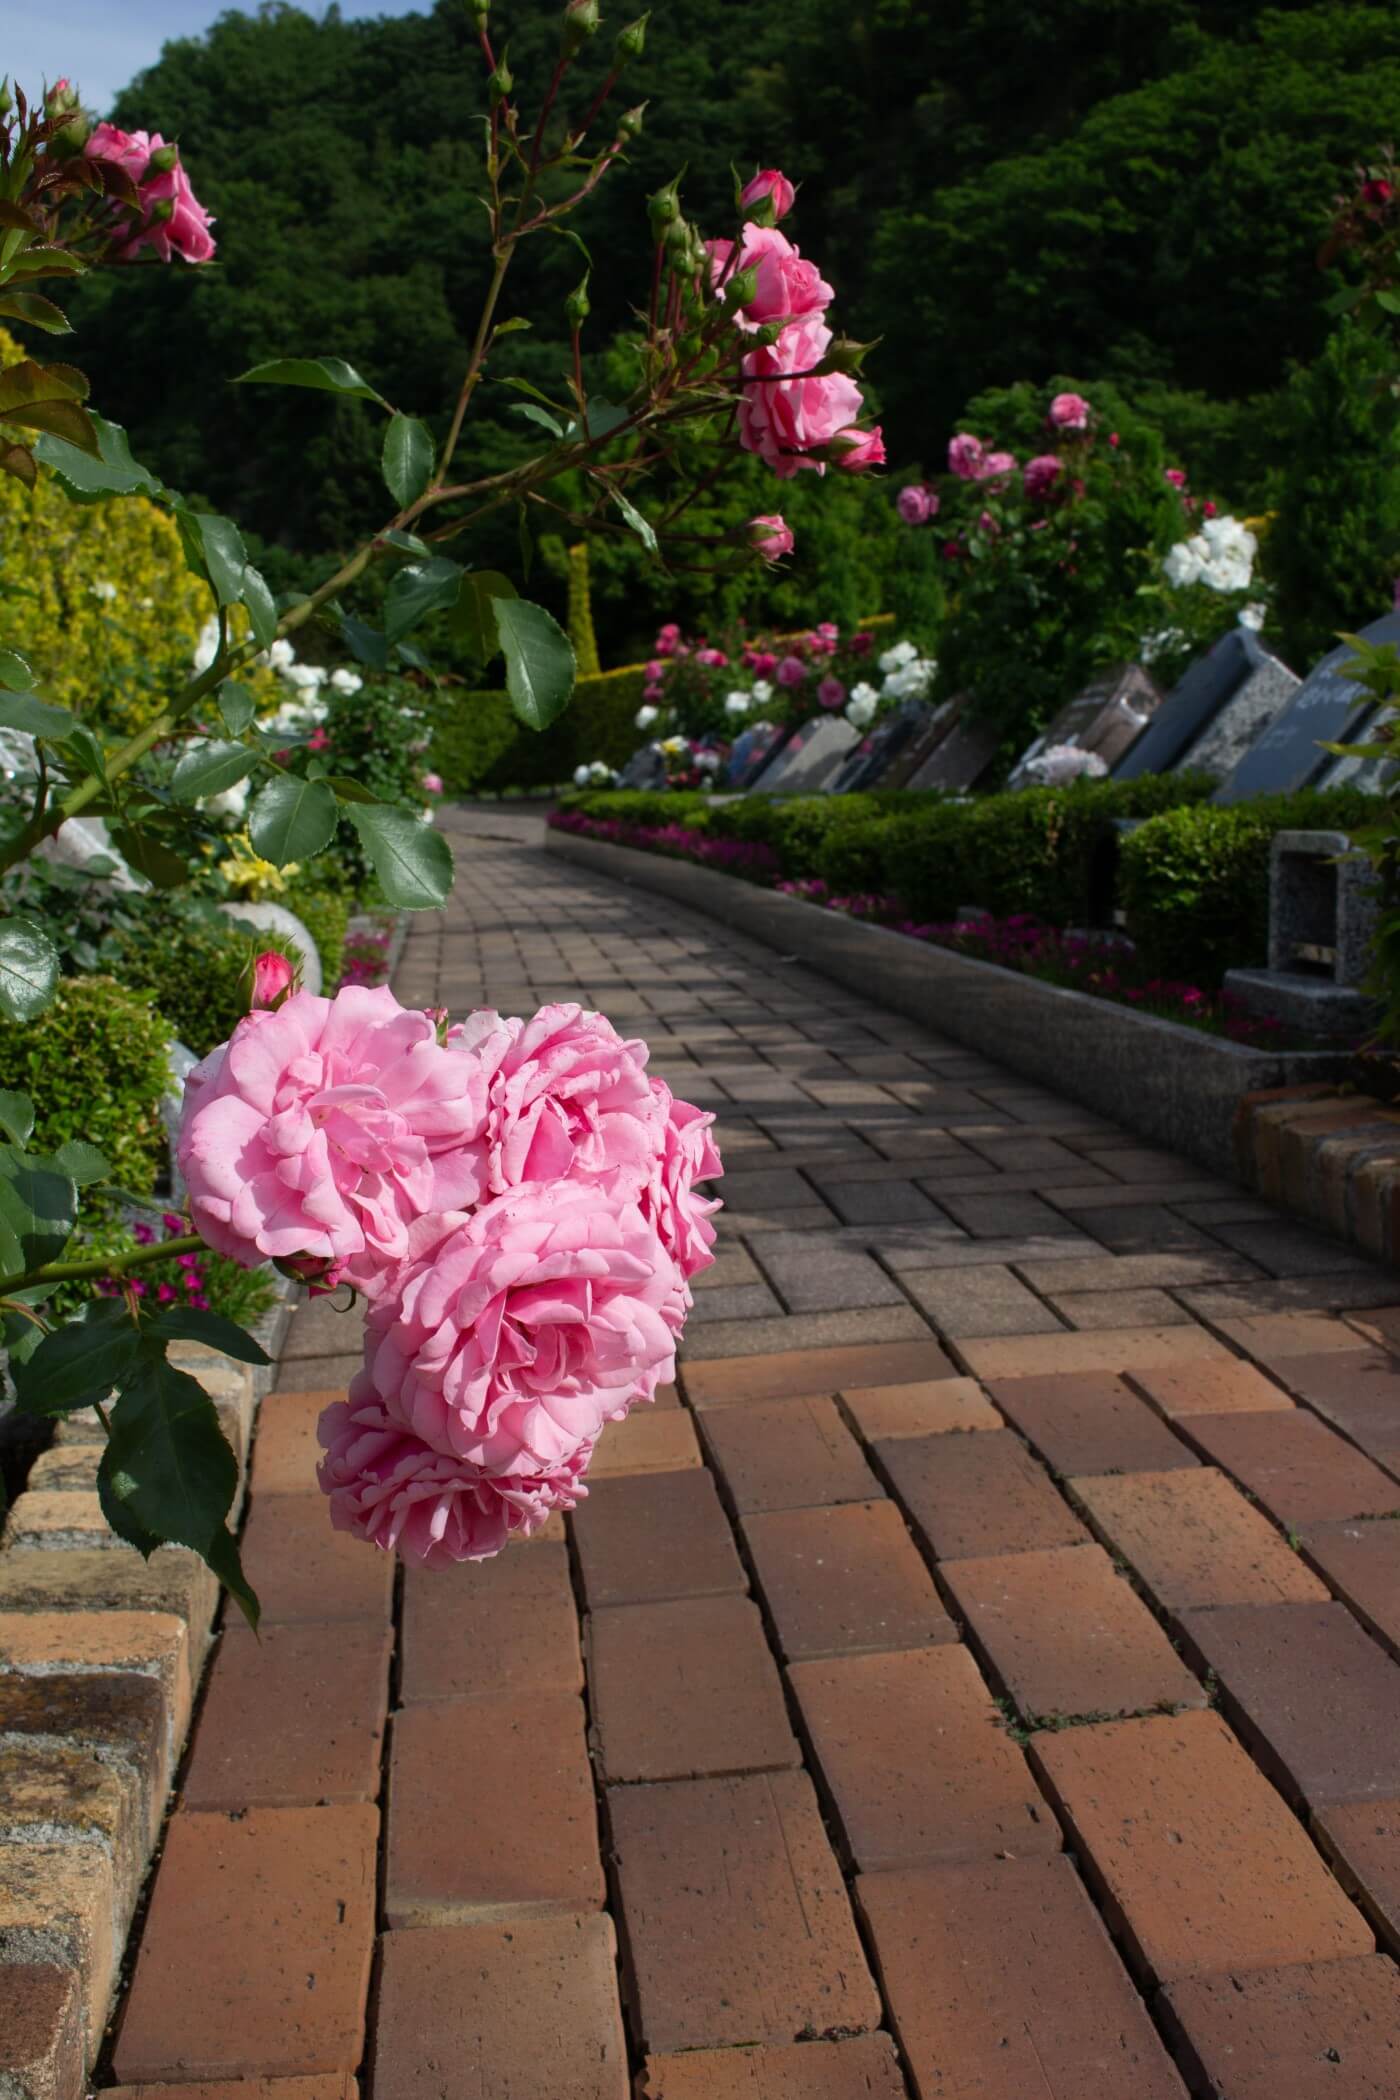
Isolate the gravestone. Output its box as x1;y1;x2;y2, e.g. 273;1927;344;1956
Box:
617;742;668;791
905;700;1001;793
1012;664;1162;788
726;721;789;790
1113;631;1261;781
1224;829;1380;1038
1215;610;1400;804
827;698;938;795
1314;706;1396;796
1174;650;1300;782
757;712;859;794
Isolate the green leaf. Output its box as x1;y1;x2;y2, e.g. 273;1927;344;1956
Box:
103;1357;238;1554
344;804;454;909
518;504;534;582
0;1146;77;1279
1375;289;1400;316
0;1091;33;1149
171;740;260;804
339;614;390;670
218;682;256;735
0;650;35;691
240;564;278;649
509;402;564;439
491;316;532;338
0;290;72;335
108;825;189;889
206;1523;260;1629
383;558;464;644
34;414;163;500
0;691;76;739
382;414;435;509
498;376;569;410
235;355;388;407
13;1300;140;1416
61;723;109;786
382;528;431;557
97;1456;163;1558
495;597;576;731
0;918;59;1023
608;483;658;556
151;1305;271;1365
449;571;517;665
323;774;381;804
52;1139;109;1186
566;399;631;442
178;510;247;607
249;775;340;866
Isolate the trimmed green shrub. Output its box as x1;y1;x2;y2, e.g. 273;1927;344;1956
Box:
0;976;173;1195
284;881;352;989
1120;787;1377;984
112;902;294;1059
430;664;652;796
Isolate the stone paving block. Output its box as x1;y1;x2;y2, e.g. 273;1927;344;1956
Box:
1178;1601;1400;1809
873;1228;1102;1273
112;1806;378;2080
637;2036;906;2099
238;1497;393;1628
683;1303;934;1361
386;1692;602;1927
1040;1179;1230;1210
0;1609;193;1751
1030;1711;1372;1983
1180;1408;1400;1525
1270;1349;1400;1471
824;1178;947;1226
1215;1218;1381;1277
957;1327;1227;1381
372;1913;628;2100
1316;1801;1400;1957
1211;1312;1378;1368
717;1166;818;1208
932;1190;1082;1238
569;1469;746;1606
692;1244;765;1290
586;1406;700;1478
1304;1518;1400;1659
401;1538;581;1703
274;1353;360;1394
699;1396;880;1514
1017;1250;1260;1293
1063;1203;1223;1254
587;1595;798;1783
281;1296;363;1360
688;1283;786;1324
105;2083;355;2100
857;1856;1188;2100
1125;1359;1294;1418
743;1501;956;1661
790;1645;1059;1871
1072;1468;1329;1611
181;1624;391;1811
943;1544;1205;1723
900;1265;1063;1338
753;1237;906;1314
1161;1957;1400;2099
607;1770;880;2053
1081;1146;1207;1185
1049;1286;1201;1329
876;1430;1087;1561
0;1964;84;2100
248;1389;339;1497
1184;1274;1400;1319
839;1376;1002;1439
0;1842;116;2053
987;1371;1197;1479
680;1337;955;1406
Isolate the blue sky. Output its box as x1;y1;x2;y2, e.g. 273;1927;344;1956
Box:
9;2;429;117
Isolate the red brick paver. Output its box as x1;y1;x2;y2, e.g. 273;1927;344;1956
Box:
1161;1958;1400;2099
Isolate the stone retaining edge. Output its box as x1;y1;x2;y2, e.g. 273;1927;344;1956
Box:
547;827;1349;1178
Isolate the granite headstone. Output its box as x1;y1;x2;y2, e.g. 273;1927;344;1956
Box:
617;742;669;791
905;700;1001;792
1215;610;1400;803
827;698;939;795
1173;649;1300;782
726;720;790;790
758;712;859;794
1011;664;1162;788
1112;630;1261;781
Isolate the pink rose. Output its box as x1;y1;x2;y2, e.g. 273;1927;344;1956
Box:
749;650;778;679
644;681;665;703
86;125;216;264
654;623;682;655
1165;468;1188;490
1048;392;1090;430
834;425;885;471
251;952;294;1011
85;121;155;184
641;1080;722;1281
750;513;794;562
318;1387;592;1566
178;985;489;1297
421;771;444;794
818;675;846;709
1363;178;1395;207
948;433;985;480
739;168;797;220
709;225;833;332
897;484;934;526
776;654;808;687
357;1185;682;1474
695;647;728;668
645;660;666;680
1109;432;1120;448
850;632;873;656
1023;454;1063;500
975;449;1017;483
738;316;864;479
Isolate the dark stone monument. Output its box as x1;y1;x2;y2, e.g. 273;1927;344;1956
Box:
1224;829;1380;1037
905;700;1002;792
724;721;788;790
1215;610;1400;804
758;713;859;794
827;698;939;795
616;742;668;791
1012;663;1162;787
1112;631;1261;781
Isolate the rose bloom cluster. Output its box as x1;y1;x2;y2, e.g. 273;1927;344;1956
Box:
84;120;216;264
715;169;884;481
177;987;722;1566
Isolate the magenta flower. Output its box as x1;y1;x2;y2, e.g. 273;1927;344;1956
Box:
251;950;295;1011
897;484;935;526
948;433;985;480
1023;454;1063;500
1048;391;1090;430
818;675;846;709
776;654;808;687
739;167;797;220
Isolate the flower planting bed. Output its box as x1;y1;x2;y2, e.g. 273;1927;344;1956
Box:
547;825;1349;1176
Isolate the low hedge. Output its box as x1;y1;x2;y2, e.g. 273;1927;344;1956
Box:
430;664;651;795
0;975;172;1194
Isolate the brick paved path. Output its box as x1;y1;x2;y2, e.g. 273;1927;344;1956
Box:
108;810;1400;2097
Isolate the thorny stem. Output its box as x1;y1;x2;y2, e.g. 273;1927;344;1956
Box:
0;1231;205;1298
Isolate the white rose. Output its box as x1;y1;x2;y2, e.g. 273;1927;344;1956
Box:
750;679;774;704
878;639;918;674
1026;743;1108;786
1162;542;1201;589
635;704;659;730
330;668;364;695
1239;602;1266;631
589;760;612;783
846;692;878;728
264;637;296;672
283;662;327;691
725;692;750;718
573;764;592;786
696;750;720;772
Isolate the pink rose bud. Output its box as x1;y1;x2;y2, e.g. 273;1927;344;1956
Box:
1048;391;1091;430
834;425;885;471
1109;431;1120;448
776;654;808;687
1164;467;1188;489
897;484;933;526
818;675;846;709
251;951;295;1011
740;168;796;221
750;514;794;561
1022;453;1062;500
948;433;985;480
645;660;666;680
422;771;444;794
654;623;681;655
1363;178;1395;206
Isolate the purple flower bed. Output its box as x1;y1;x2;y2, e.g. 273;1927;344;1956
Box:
550;808;781;882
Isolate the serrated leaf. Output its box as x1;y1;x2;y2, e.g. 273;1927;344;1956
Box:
0;918;59;1023
240;564;278;648
97;1454;163;1558
0;692;75;739
0;1091;33;1149
608;483;658;555
339;613;390;670
510;402;564;438
218;682;256;735
0;443;37;489
206;1523;260;1628
151;1305;270;1365
34;414;163;499
178;509;247;607
381;529;431;556
171;739;259;804
0;1147;78;1284
0;358;87;414
108;825;188;889
13;1299;140;1416
383;557;463;643
382;413;435;509
103;1357;238;1554
323;774;381;804
0;290;72;335
495;597;576;731
52;1139;109;1186
498;376;569;410
249;775;340;866
449;571;517;665
492;316;532;338
566;399;632;442
0;651;35;691
344;804;454;909
235;355;388;406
